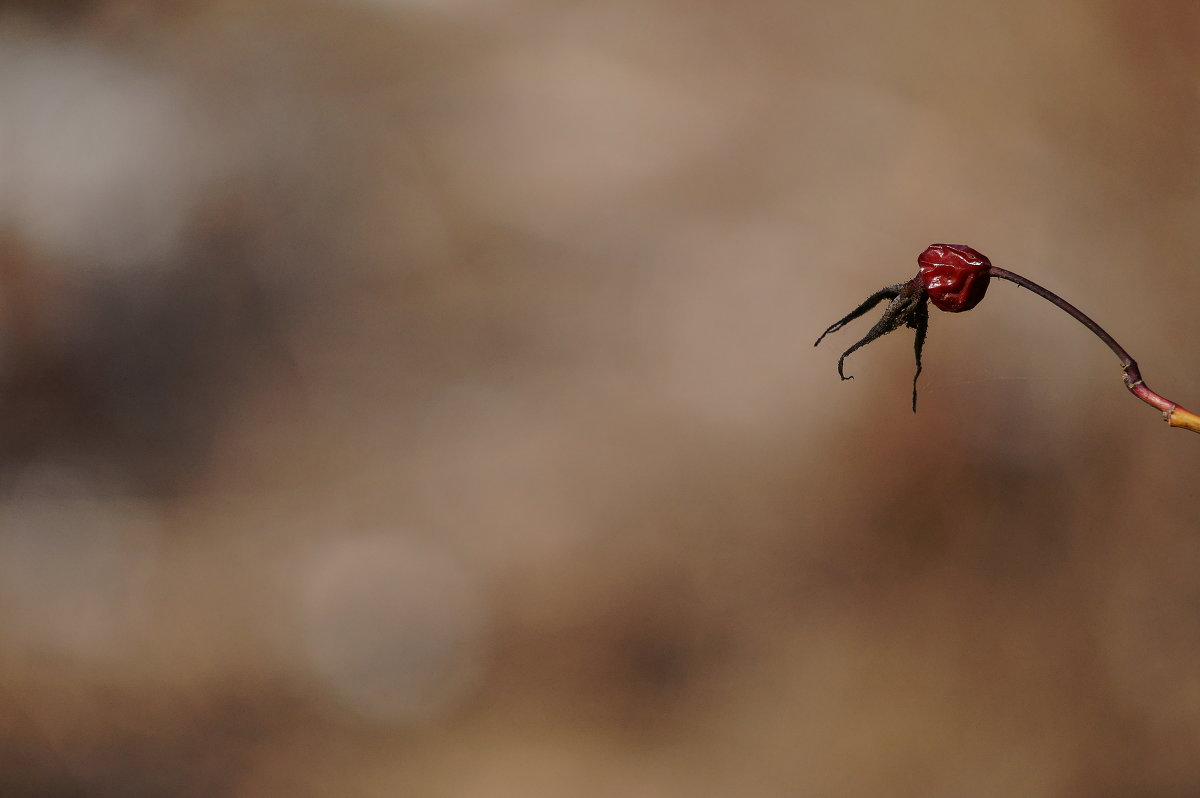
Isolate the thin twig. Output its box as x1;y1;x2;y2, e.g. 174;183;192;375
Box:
989;266;1200;433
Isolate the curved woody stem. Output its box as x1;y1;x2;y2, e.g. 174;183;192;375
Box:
988;266;1200;434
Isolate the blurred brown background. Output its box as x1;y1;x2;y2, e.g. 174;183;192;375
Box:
1;1;1198;796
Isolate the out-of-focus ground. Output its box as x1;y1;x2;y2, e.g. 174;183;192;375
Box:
0;1;1198;795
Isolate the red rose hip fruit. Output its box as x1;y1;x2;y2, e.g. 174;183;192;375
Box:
918;243;991;312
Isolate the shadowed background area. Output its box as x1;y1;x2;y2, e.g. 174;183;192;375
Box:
1;1;1198;796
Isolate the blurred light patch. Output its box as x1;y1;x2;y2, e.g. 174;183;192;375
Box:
0;35;209;272
297;533;489;725
0;459;160;665
436;32;756;237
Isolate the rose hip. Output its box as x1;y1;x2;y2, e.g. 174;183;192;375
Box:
917;243;991;312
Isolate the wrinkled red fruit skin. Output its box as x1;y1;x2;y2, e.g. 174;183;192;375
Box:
918;244;992;312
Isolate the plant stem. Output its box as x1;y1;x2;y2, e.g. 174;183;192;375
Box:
988;266;1200;433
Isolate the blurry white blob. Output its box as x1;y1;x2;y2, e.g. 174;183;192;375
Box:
297;533;489;724
0;35;210;273
0;459;160;665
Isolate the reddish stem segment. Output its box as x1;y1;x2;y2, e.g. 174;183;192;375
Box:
988;266;1200;433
